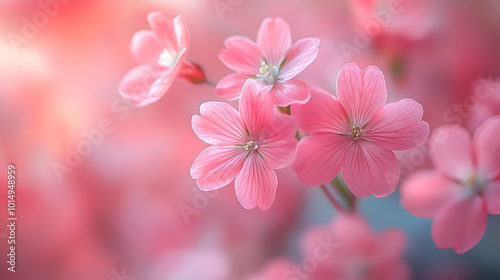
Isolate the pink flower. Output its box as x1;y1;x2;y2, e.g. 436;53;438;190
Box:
216;17;319;106
401;116;500;253
292;63;429;197
190;79;298;210
119;12;205;107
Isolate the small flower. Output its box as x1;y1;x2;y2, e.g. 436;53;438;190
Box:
190;79;298;210
216;17;319;106
119;12;205;107
401;116;500;253
292;63;429;197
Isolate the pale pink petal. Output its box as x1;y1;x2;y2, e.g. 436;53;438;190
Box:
258;114;298;169
173;15;189;50
270;80;310;107
130;30;163;64
147;11;177;52
239;79;274;138
473;116;500;179
400;170;461;218
192;102;246;145
256;17;291;65
431;195;487;254
279;38;319;80
483;181;500;215
374;229;407;261
291;86;350;134
219;35;263;75
190;146;246;191
431;125;474;182
336;63;387;127
235;152;278;210
215;74;248;100
365;98;429;151
342;142;399;198
292;133;351;186
118;64;163;106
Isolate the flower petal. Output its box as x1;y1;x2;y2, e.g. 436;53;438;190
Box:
292;133;351;186
473;115;500;179
130;30;163;64
190;146;246;191
148;12;188;52
235;152;278;210
400;169;462;218
365;98;429;151
342;141;399;198
219;35;262;76
336;63;387;127
258;114;298;169
215;74;248;100
483;181;500;215
431;125;474;182
192;102;246;145
291;86;350;134
257;17;291;66
118;64;163;106
431;195;487;254
279;38;319;80
270;80;310;107
239;79;274;139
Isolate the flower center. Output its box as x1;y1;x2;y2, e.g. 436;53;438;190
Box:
256;61;278;85
244;140;258;151
348;126;365;140
158;49;178;68
465;174;488;195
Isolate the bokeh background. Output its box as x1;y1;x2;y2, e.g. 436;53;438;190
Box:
1;0;500;279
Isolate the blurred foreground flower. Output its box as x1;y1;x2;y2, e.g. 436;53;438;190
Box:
119;12;206;107
401;116;500;253
216;17;319;106
191;79;298;210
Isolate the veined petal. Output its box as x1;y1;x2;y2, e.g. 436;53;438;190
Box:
192;102;246;145
336;63;387;127
190;146;246;191
365;98;429;151
400;169;462;218
342;141;399;198
130;30;164;65
473;116;500;179
257;17;291;66
219;35;263;76
258;114;298;169
431;125;474;182
291;86;350;134
279;38;319;80
215;74;249;100
483;181;500;215
431;196;487;254
118;64;163;106
239;79;274;138
235;152;278;210
292;133;351;186
269;80;310;106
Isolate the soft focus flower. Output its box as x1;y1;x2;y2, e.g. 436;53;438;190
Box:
216;17;319;106
191;79;298;210
401;116;500;253
292;63;429;197
119;12;205;107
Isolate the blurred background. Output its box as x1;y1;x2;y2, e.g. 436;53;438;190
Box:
1;0;500;279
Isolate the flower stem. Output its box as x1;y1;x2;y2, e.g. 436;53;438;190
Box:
320;184;345;213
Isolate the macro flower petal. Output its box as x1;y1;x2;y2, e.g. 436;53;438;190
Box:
118;64;163;107
337;63;387;126
190;146;246;191
365;98;429;151
473;115;500;179
483;181;500;215
192;102;246;145
239;79;274;138
258;114;298;169
235;152;278;210
342;141;399;198
257;17;291;65
130;30;164;65
148;12;188;52
219;35;263;75
270;80;310;107
279;38;319;80
431;195;487;254
215;74;249;100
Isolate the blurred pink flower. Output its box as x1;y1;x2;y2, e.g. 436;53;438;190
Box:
119;12;205;107
292;63;429;197
216;17;319;106
191;79;298;210
401;116;500;253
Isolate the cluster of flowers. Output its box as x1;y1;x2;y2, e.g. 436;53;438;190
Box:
118;11;500;257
